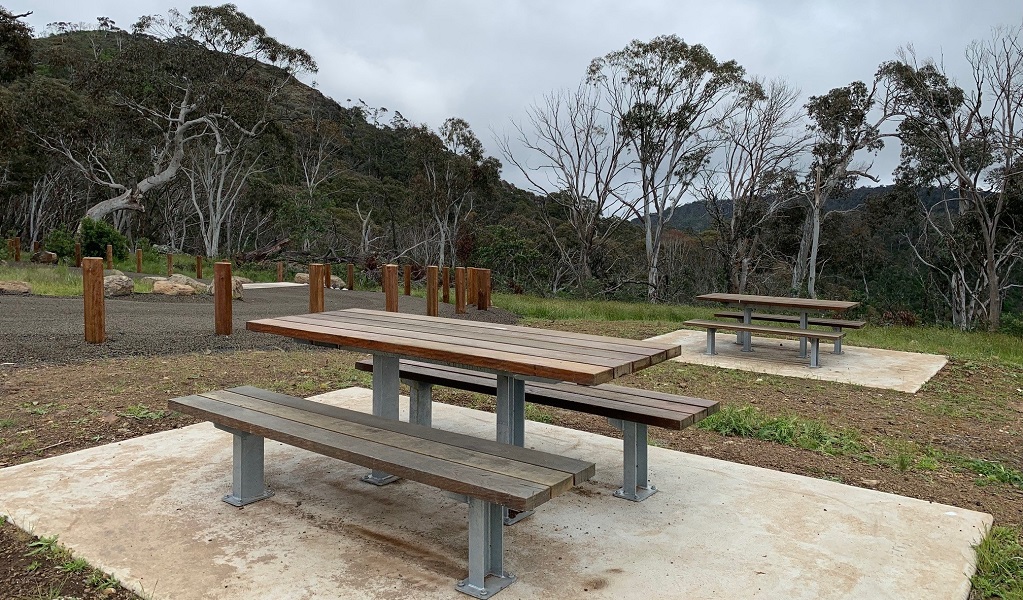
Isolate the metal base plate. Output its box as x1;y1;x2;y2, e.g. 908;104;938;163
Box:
456;573;516;598
503;509;533;526
222;489;274;507
614;485;658;502
361;473;400;486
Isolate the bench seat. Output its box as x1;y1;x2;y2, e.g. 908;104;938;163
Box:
355;358;719;502
169;386;594;598
712;311;866;329
683;319;844;368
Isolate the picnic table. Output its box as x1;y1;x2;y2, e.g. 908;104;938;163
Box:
690;293;861;367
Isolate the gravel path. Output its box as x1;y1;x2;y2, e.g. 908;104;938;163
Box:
0;288;518;365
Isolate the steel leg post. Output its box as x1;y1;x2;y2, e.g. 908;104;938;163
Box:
799;312;809;358
742;306;753;352
809;338;821;368
363;354;400;485
215;425;274;507
457;498;515;598
496;374;531;524
614;421;657;501
705;328;717;355
832;326;843;354
409;380;433;427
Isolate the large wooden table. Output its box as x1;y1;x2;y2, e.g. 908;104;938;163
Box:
696;293;860;355
247;308;681;487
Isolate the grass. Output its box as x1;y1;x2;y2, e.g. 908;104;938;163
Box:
118;403;168;420
0;264;83;296
493;293;717;322
972;526;1023;600
697;405;863;455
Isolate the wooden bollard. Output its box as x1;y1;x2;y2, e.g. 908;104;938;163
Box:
166;254;174;277
426;266;439;317
214;262;232;335
82;257;105;343
467;268;478;307
32;240;40;253
325;263;332;289
347;263;355;291
309;263;325;313
105;244;113;270
384;264;399;312
5;239;12;259
455;267;466;314
13;237;20;262
404;265;411;296
477;269;491;311
74;242;82;268
276;261;284;282
136;249;143;273
195;255;203;280
442;267;450;303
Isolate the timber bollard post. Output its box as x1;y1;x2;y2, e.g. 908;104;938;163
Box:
13;237;20;262
276;261;284;282
404;265;411;296
32;240;40;253
166;254;174;277
325;263;332;289
83;257;105;343
442;266;450;303
467;267;478;307
136;249;143;273
74;242;82;268
105;245;113;270
455;267;466;314
214;262;232;335
426;266;439;317
309;263;325;313
477;269;491;311
347;263;354;291
195;256;203;280
384;264;399;312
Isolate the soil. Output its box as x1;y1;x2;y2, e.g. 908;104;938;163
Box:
0;291;1020;598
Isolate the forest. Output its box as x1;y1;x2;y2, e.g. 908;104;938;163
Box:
0;5;1020;331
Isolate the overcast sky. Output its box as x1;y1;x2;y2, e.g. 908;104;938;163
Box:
17;1;1023;191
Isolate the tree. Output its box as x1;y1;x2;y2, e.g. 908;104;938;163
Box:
792;75;898;298
500;82;633;290
699;78;807;293
587;35;745;301
0;7;33;83
886;28;1023;330
30;5;316;226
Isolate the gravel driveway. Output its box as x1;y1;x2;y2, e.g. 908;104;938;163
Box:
0;287;518;365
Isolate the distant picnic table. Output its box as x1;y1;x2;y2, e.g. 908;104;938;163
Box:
686;293;864;368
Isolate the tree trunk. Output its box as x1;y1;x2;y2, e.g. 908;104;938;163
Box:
791;210;812;295
806;208;822;299
83;190;145;223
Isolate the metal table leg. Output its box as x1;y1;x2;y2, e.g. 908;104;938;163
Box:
798;312;809;358
362;353;400;486
742;306;753;352
496;373;531;524
610;419;657;501
215;424;274;506
456;497;515;598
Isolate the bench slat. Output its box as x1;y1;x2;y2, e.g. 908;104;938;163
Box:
169;393;569;512
683;319;844;340
229;386;595;484
713;311;866;329
201;389;577;496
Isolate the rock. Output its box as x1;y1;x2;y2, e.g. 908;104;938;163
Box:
860;479;880;489
329;276;343;289
0;281;31;294
294;272;310;284
152;280;196;296
169;273;208;293
233;276;253;284
30;251;58;264
140;276;168;285
152;244;179;255
103;275;134;297
105;269;124;276
209;276;244;300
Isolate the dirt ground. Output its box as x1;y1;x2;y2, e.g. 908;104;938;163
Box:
0;291;1020;599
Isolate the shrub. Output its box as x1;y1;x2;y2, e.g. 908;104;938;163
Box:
43;229;76;260
80;218;128;261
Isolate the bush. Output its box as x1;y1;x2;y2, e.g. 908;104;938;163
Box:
43;229;76;260
80;218;128;261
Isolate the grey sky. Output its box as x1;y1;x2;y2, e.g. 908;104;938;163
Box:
18;1;1023;190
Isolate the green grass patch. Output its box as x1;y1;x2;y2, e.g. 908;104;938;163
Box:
492;294;717;322
697;405;863;455
0;264;82;296
524;403;554;424
962;459;1023;489
972;526;1023;599
118;404;167;420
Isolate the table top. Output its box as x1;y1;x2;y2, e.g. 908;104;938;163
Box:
696;293;859;312
247;308;681;386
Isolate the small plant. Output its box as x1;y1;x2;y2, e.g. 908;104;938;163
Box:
80;217;128;260
965;459;1023;488
60;556;90;573
0;418;14;428
971;526;1023;599
86;570;119;590
118;404;167;420
524;403;553;424
698;405;862;455
25;534;59;557
0;514;7;526
25;560;41;572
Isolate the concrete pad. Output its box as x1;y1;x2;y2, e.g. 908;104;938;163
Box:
648;329;947;393
241;282;306;289
0;388;987;600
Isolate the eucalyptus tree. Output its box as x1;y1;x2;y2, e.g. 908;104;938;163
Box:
885;27;1023;330
587;35;745;301
699;78;808;294
500;82;633;289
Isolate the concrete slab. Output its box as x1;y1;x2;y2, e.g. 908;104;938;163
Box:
0;388;987;600
648;329;948;393
241;282;306;289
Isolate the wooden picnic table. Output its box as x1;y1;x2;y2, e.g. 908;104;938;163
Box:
247;308;681;489
696;293;860;356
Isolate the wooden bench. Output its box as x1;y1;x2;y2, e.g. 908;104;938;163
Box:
683;319;844;368
168;386;595;599
354;358;719;503
713;311;866;354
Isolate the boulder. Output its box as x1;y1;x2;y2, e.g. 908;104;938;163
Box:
329;276;344;289
294;272;310;284
209;276;244;300
103;275;134;297
0;280;31;294
31;251;58;264
140;276;168;286
169;273;208;293
105;269;124;276
152;280;195;296
233;276;253;284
